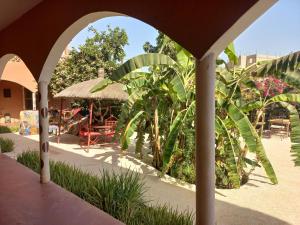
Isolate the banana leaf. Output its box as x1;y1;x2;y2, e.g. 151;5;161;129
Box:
163;102;195;167
120;111;144;150
169;75;186;102
175;43;193;67
90;78;112;93
228;104;278;184
267;93;300;104
224;42;238;65
241;101;263;113
110;53;176;81
216;116;240;187
280;102;300;166
257;52;300;76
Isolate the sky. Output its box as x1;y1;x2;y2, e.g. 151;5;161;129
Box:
69;0;300;60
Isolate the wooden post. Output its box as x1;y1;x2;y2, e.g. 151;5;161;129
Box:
195;53;215;225
57;98;63;144
87;101;93;148
38;81;50;183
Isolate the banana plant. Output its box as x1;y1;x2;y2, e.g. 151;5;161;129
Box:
215;43;279;187
91;39;288;187
91;46;195;170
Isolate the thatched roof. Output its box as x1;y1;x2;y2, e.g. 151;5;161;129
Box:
54;78;128;101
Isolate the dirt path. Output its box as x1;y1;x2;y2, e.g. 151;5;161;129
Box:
1;133;299;225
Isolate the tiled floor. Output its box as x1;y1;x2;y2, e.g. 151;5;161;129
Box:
0;154;124;225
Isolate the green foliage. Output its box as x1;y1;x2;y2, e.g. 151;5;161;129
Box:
280;103;300;166
256;51;300;78
251;52;300;166
92;36;283;188
170;162;196;184
120;111;144;150
224;42;238;65
50;26;128;95
228;104;278;184
17;151;193;225
0;125;19;133
143;31;177;60
136;205;194;225
163;102;195;169
0;137;14;153
17;151;40;171
91;36;195;172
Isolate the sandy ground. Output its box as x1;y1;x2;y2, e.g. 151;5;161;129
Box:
1;133;299;225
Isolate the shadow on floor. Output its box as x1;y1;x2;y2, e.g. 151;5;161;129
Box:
0;133;293;225
216;200;290;225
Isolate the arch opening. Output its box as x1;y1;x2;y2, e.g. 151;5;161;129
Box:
39;12;126;83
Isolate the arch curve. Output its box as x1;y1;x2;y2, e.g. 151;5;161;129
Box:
0;54;37;92
39;11;124;82
0;54;17;80
0;0;268;82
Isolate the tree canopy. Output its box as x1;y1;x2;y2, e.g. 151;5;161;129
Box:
49;26;128;95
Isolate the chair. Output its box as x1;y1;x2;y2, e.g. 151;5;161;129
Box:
79;124;101;148
102;116;118;143
270;118;290;139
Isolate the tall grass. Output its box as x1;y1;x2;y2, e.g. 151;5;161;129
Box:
0;137;14;153
17;151;193;225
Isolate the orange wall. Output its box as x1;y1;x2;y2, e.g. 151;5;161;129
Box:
0;80;24;119
1;60;37;92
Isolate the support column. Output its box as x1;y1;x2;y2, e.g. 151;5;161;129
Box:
32;92;37;110
195;53;215;225
38;81;50;183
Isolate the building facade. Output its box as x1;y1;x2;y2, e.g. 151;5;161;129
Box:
0;59;37;123
238;54;278;68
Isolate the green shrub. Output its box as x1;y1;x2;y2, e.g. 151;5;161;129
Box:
9;126;19;133
170;162;196;184
0;137;14;153
136;205;194;225
0;126;11;133
17;151;193;225
86;170;146;223
0;125;19;133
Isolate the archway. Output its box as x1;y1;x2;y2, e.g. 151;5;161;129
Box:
26;2;277;225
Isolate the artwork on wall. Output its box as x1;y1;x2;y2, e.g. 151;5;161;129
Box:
19;110;39;135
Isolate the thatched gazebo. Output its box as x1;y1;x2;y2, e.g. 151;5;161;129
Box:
54;77;128;101
54;77;128;146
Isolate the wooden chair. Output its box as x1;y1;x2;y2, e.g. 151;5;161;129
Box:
79;124;102;149
103;116;118;143
270;118;290;139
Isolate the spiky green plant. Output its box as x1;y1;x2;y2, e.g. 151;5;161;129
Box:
17;151;193;225
0;137;14;153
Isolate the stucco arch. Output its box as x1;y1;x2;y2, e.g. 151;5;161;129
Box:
37;1;277;82
0;54;37;92
0;54;16;79
0;0;273;82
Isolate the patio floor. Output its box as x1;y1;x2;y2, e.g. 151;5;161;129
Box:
0;154;123;225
